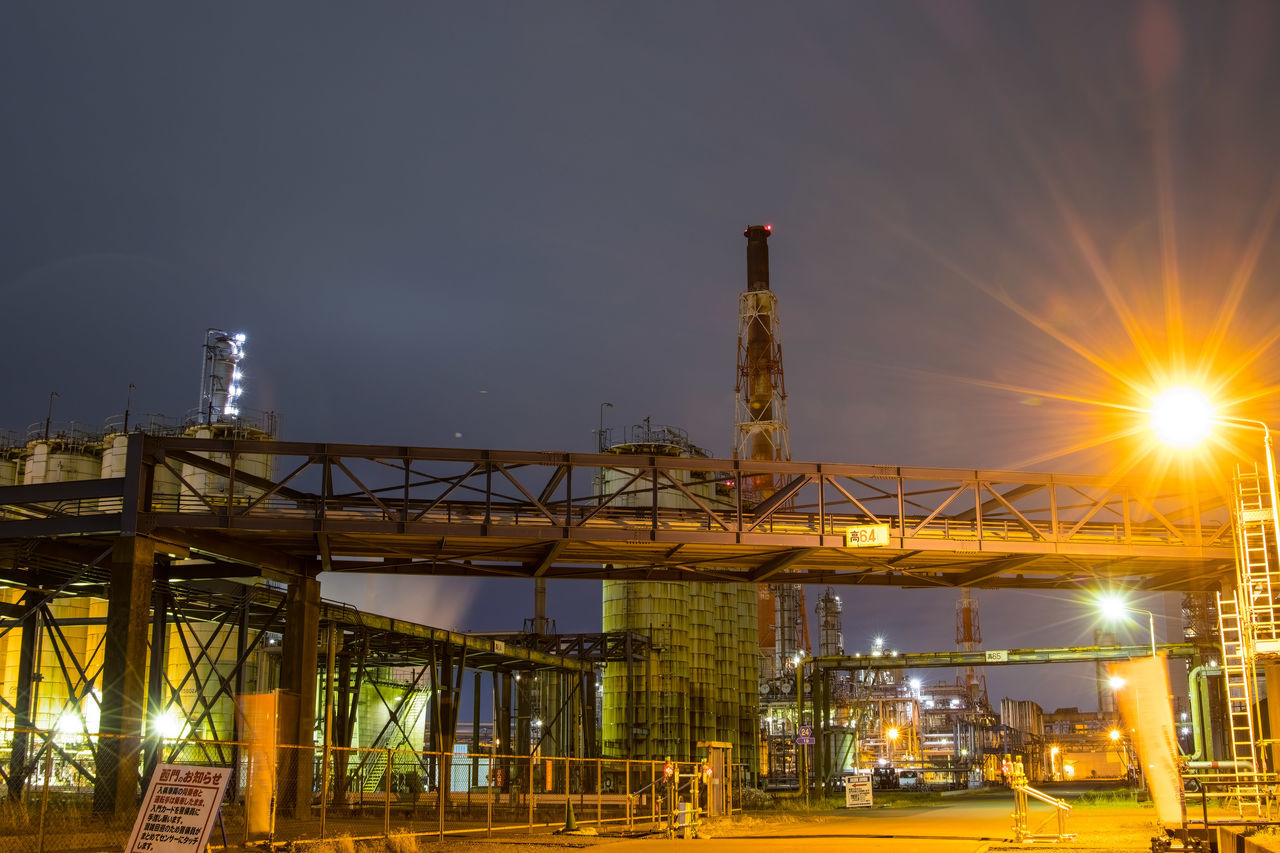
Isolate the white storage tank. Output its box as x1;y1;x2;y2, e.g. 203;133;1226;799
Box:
22;429;102;485
179;420;275;510
101;426;181;512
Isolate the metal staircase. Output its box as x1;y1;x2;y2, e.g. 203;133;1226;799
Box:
360;690;430;793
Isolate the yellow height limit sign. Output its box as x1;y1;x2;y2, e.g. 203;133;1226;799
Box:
845;523;890;548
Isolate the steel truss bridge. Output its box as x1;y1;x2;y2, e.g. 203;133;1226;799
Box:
0;434;1239;815
0;435;1236;591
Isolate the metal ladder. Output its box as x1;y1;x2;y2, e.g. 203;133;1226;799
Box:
1217;591;1262;813
1214;463;1279;815
1236;464;1280;649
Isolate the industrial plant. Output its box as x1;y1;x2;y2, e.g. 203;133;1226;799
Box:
0;227;1252;848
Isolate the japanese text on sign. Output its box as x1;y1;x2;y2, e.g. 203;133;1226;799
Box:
844;524;890;548
844;774;873;808
126;764;232;853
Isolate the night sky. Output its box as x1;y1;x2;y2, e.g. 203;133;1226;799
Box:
5;2;1280;713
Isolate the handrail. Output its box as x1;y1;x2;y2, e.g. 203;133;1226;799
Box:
1017;783;1071;812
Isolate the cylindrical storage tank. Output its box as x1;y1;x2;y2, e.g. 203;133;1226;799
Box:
23;439;102;484
0;456;18;487
100;432;182;512
165;622;240;747
180;423;274;510
713;587;738;752
688;582;716;747
0;588;24;732
600;424;758;765
737;584;760;775
0;455;18;522
16;433;102;742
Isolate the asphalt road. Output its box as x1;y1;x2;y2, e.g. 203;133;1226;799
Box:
589;785;1156;853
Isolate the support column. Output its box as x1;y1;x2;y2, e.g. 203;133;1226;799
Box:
7;591;40;801
228;594;249;800
500;673;513;792
1264;662;1280;774
472;673;482;788
583;670;597;759
277;574;321;818
93;536;156;815
142;588;169;787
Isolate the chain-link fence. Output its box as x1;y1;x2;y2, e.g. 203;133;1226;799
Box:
0;730;745;851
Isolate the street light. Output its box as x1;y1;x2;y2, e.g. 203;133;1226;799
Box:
1148;386;1280;564
1098;595;1157;657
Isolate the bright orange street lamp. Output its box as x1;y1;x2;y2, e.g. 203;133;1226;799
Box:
1149;386;1280;563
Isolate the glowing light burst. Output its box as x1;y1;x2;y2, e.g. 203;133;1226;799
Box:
1149;387;1214;448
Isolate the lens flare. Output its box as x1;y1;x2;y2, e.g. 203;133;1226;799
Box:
1149;386;1215;448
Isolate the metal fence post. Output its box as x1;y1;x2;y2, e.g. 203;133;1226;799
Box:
596;757;602;826
527;754;534;829
486;738;494;838
438;751;448;840
384;747;392;840
36;738;53;853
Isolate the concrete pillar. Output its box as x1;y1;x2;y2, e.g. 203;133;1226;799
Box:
93;536;156;815
277;574;320;817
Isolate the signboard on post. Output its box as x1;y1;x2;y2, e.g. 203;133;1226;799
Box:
844;524;890;548
844;774;873;808
796;724;815;745
126;764;232;853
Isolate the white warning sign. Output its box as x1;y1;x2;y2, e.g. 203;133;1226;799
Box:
126;763;232;853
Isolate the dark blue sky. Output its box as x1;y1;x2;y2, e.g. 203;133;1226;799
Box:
4;1;1280;711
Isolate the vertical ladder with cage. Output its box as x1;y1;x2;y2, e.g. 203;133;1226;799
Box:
1216;463;1279;814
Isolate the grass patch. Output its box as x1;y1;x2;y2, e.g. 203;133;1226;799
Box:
1066;788;1151;808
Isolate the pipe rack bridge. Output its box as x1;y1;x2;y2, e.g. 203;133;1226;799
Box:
809;642;1200;672
0;434;1234;591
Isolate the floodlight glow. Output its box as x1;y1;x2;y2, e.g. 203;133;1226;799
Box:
1109;729;1122;741
1098;595;1130;621
886;727;899;741
1149;386;1214;448
1109;675;1126;689
155;708;186;739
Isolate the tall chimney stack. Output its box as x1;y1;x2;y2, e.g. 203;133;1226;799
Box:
744;224;772;292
